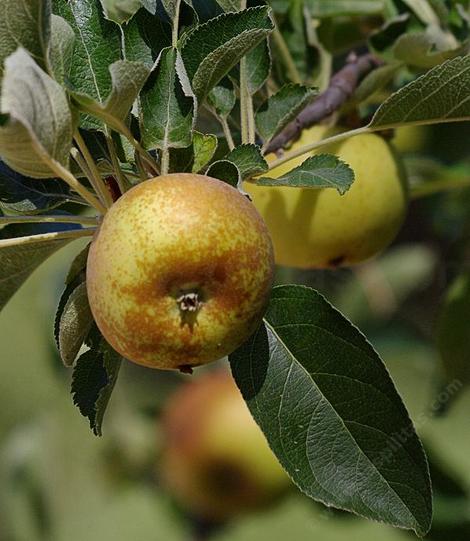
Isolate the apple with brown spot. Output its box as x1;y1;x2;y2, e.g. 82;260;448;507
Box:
86;173;274;371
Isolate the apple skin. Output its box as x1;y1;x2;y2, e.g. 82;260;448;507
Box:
160;371;290;521
245;126;408;269
86;174;274;370
393;126;430;154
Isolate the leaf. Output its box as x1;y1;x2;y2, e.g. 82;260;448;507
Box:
353;63;402;104
122;13;154;68
141;47;196;151
49;14;76;85
0;0;52;80
223;144;268;180
437;271;470;391
255;154;354;194
399;0;440;25
169;130;217;173
230;285;433;536
246;39;271;95
71;327;122;436
181;6;274;100
0;48;73;178
54;243;90;359
279;0;316;82
100;0;143;24
53;0;122;131
206;159;240;188
207;77;236;118
214;0;241;11
58;282;94;367
72;60;151;127
0;223;74;312
393;33;467;69
370;55;470;129
192;132;217;172
255;84;318;145
0;161;75;214
306;0;385;17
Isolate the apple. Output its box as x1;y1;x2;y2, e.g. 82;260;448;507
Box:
245;126;408;269
86;173;274;370
160;371;290;521
393;125;430;154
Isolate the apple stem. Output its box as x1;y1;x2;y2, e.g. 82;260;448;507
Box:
0;228;97;249
74;131;114;208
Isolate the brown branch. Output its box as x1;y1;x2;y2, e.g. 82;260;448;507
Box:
265;52;383;154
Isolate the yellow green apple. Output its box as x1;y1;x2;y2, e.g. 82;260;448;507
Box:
86;173;274;370
160;371;290;521
393;125;430;154
245;125;408;269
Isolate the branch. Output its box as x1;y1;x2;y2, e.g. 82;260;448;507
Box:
0;228;96;249
265;53;383;154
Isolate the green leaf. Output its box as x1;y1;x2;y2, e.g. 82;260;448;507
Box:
393;33;467;68
0;48;73;178
141;47;196;151
370;55;470;129
223;144;268;180
71;327;122;436
255;84;318;145
53;0;122;131
169;131;217;173
400;0;440;25
0;161;75;214
58;282;94;367
49;14;76;85
100;0;143;24
207;78;236;118
0;223;73;312
353;63;402;104
192;132;218;172
437;271;470;392
206;159;240;188
246;39;271;95
0;0;52;80
122;13;154;68
255;154;354;194
278;0;315;82
181;6;274;100
306;0;385;17
72;60;151;128
230;285;433;536
214;0;241;11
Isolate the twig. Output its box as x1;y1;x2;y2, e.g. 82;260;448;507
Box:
0;229;97;249
220;116;235;150
74;131;114;208
265;53;383;154
0;215;99;226
271;22;302;85
30;138;107;214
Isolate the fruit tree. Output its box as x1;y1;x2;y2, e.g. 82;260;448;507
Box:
2;0;470;537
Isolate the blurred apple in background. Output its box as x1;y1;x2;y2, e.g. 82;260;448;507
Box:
159;370;291;522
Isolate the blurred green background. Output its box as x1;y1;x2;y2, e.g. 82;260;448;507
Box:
1;123;470;541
